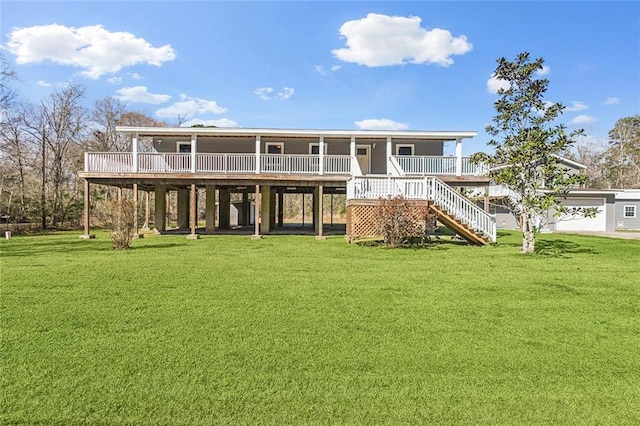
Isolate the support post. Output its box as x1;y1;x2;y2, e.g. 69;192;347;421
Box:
132;183;143;238
319;136;324;175
277;189;284;227
154;184;166;234
350;135;356;175
315;186;325;240
205;185;217;233
484;186;490;213
386;136;392;175
241;191;250;226
80;179;95;239
218;188;231;229
455;137;463;177
142;191;150;231
255;135;261;174
132;132;138;172
187;184;199;239
269;187;276;230
261;185;271;234
191;134;197;173
177;188;190;229
252;185;261;239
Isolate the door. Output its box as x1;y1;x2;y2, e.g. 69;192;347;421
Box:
555;198;606;232
355;145;370;175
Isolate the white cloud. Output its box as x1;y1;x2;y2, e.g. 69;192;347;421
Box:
181;118;240;128
155;94;228;119
255;87;274;100
486;74;510;94
536;65;551;76
6;24;176;79
115;86;171;104
354;118;408;130
315;64;342;76
129;72;143;80
604;97;619;105
565;101;588;112
36;80;51;87
255;86;295;100
277;87;294;100
332;13;472;67
570;114;596;125
107;76;122;85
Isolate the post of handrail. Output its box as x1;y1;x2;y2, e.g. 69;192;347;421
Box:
84;152;89;172
132;133;138;172
255;135;261;174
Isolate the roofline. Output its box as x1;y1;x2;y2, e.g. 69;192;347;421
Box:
115;126;477;140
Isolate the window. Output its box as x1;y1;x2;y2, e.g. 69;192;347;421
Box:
396;144;414;156
624;205;636;218
177;142;192;153
356;147;368;156
309;143;328;154
266;142;284;154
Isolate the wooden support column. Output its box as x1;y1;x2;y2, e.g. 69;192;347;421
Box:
80;179;95;239
252;185;261;239
218;188;231;229
142;191;150;231
177;188;190;229
205;185;217;233
241;191;250;226
261;185;271;234
269;187;276;230
277;189;284;227
154;184;166;234
312;187;318;231
187;184;199;239
315;185;325;240
132;184;143;238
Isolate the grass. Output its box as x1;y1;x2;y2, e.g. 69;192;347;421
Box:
1;231;639;424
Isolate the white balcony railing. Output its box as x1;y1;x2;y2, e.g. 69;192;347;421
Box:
196;154;256;173
85;152;353;175
324;155;351;174
393;156;486;176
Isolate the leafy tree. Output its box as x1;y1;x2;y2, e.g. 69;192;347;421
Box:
604;116;640;189
473;52;589;253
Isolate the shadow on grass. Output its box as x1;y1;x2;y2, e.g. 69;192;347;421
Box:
535;239;600;257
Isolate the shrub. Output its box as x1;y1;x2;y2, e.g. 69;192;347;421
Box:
375;196;436;248
97;196;136;250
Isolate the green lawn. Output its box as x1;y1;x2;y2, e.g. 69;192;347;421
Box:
1;231;638;424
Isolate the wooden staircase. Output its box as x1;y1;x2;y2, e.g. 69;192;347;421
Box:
347;176;496;245
430;203;490;245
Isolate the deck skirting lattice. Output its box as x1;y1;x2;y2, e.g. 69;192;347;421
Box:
345;199;431;243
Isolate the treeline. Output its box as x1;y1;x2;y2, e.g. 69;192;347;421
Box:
572;115;640;190
0;53;164;230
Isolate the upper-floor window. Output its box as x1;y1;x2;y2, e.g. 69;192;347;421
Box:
309;143;328;155
624;205;636;218
396;144;414;156
177;142;192;153
266;142;284;154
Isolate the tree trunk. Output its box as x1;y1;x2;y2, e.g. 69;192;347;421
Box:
520;214;536;253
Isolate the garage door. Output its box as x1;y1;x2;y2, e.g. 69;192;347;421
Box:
555;198;606;232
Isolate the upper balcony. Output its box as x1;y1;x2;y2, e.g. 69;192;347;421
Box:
80;126;488;181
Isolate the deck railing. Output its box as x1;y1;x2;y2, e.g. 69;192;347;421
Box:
347;176;496;242
324;155;351;175
85;152;133;172
85;152;352;175
196;154;256;173
392;156;486;176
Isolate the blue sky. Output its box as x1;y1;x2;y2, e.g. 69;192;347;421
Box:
1;1;639;155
